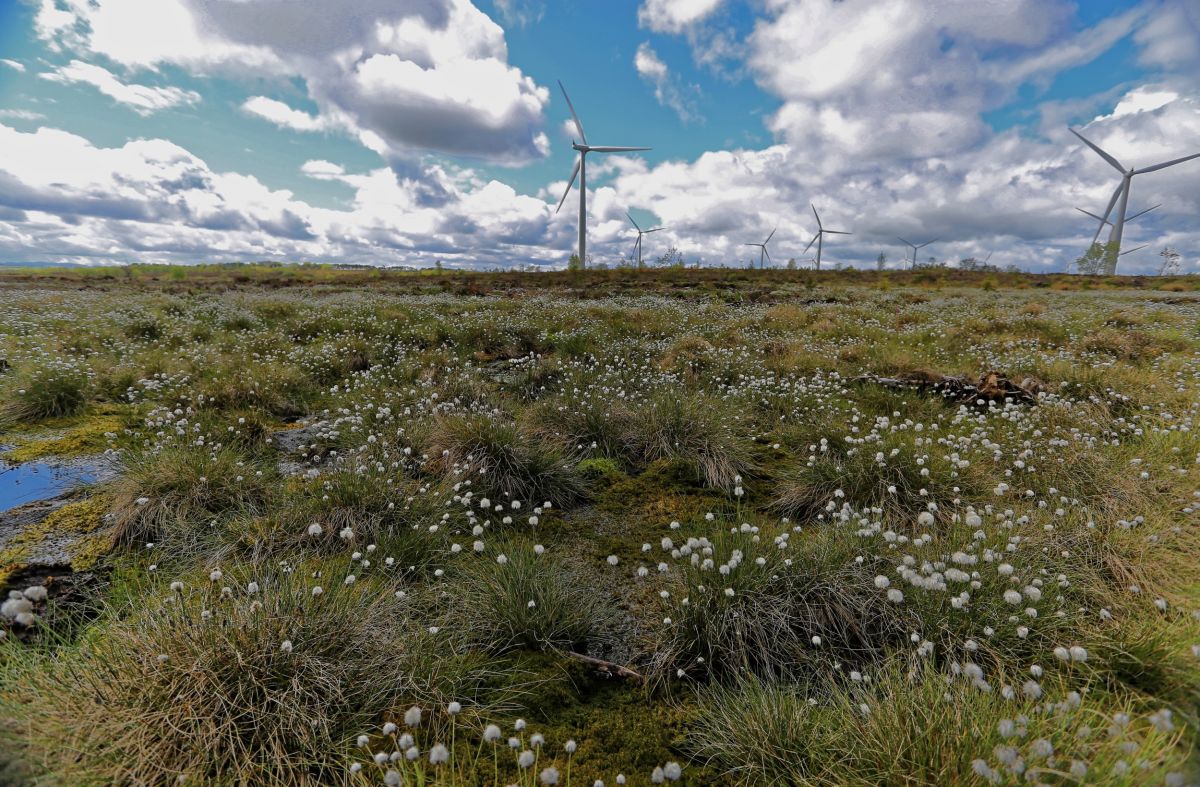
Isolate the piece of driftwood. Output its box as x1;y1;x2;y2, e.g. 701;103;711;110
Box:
564;651;644;682
853;370;1041;405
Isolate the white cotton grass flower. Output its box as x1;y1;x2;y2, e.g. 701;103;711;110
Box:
483;724;502;742
404;706;422;727
307;523;323;537
280;640;293;654
429;744;449;765
540;766;560;784
447;701;462;715
518;750;535;769
565;739;577;753
663;762;682;780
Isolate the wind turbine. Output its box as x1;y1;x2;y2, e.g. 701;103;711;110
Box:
744;227;776;269
1070;127;1200;275
804;204;851;270
898;237;938;269
627;213;665;269
1075;203;1159;245
555;81;651;268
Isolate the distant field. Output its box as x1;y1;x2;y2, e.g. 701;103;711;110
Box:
1;268;1198;785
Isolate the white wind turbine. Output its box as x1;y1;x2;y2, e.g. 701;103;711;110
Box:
898;237;938;269
1070;127;1200;275
627;213;665;269
804;204;851;270
744;227;776;269
555;81;651;268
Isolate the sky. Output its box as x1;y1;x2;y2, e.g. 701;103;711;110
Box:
0;0;1197;273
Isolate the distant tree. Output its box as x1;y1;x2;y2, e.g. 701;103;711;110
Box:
567;253;584;272
1073;242;1110;275
876;252;887;271
786;258;797;270
434;260;444;273
1158;247;1182;276
656;246;685;268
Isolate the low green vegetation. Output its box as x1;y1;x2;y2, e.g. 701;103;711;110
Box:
1;267;1198;785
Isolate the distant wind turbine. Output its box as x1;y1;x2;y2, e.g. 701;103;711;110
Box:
898;237;937;269
744;227;776;269
555;81;651;268
627;213;665;269
1070;127;1200;275
804;204;851;270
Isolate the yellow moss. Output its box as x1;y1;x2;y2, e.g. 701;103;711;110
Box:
2;415;124;462
0;495;113;581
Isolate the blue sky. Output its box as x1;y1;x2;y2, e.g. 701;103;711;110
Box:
0;0;1197;271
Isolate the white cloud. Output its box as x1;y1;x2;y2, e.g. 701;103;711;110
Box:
1;59;25;72
41;60;200;115
0;122;562;266
638;0;725;33
1135;0;1200;71
634;43;701;123
0;109;46;121
494;0;544;28
594;84;1200;274
241;97;337;133
34;0;550;163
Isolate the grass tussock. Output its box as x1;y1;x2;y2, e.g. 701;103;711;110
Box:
2;567;469;786
429;413;586;506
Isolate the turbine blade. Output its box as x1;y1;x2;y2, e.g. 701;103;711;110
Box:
646;227;665;233
811;203;821;228
1070;128;1125;173
765;226;777;244
803;234;817;253
588;146;651;152
917;239;938;249
898;237;913;247
1075;207;1106;223
1127;204;1161;222
558;80;587;145
555;157;581;214
1134;152;1200;175
626;212;640;231
1120;244;1147;256
825;230;851;235
763;247;771;262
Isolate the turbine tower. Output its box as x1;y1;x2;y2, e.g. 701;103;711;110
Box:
555;81;651;268
804;204;851;270
898;237;938;269
627;213;664;269
1075;203;1159;246
744;227;776;269
1070;128;1200;275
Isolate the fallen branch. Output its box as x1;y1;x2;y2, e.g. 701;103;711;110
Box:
853;370;1041;406
564;651;644;682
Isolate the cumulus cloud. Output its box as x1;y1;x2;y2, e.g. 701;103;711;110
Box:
1;59;25;72
40;60;201;115
33;0;550;163
638;0;725;33
241;96;338;133
634;43;701;123
595;84;1200;274
493;0;544;28
0;122;563;267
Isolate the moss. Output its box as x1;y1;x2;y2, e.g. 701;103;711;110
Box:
483;650;725;785
0;495;113;586
1;414;124;462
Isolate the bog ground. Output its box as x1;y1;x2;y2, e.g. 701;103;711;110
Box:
1;266;1199;786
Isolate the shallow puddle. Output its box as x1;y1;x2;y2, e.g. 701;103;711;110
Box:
0;456;105;514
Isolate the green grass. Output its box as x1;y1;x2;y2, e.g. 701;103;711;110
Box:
0;268;1198;785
